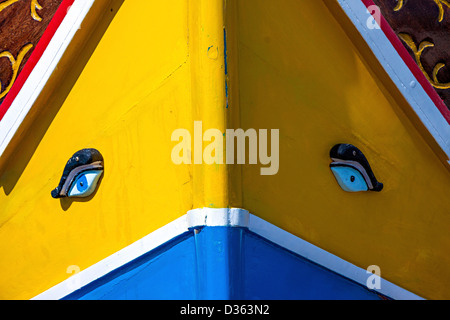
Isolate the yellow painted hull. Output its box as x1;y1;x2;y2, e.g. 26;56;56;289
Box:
0;0;449;299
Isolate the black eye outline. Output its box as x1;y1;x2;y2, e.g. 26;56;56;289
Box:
330;144;383;192
51;148;104;198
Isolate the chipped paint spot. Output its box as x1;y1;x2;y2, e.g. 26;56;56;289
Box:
207;45;218;60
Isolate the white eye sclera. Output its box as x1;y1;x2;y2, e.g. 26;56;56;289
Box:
68;170;103;198
330;166;368;192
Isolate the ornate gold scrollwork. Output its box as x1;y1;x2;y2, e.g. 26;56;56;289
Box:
31;0;43;21
394;0;404;11
0;0;45;100
434;0;450;22
0;0;20;12
0;0;43;21
394;0;450;23
0;44;34;100
398;33;450;90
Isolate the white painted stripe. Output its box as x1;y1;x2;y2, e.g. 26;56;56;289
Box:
248;215;423;300
32;215;190;300
337;0;450;163
0;0;96;159
33;209;423;300
187;207;250;228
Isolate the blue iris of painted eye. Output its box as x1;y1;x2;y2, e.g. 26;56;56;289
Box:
68;170;103;198
330;166;368;192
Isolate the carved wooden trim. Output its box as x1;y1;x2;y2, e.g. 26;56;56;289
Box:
0;0;63;106
372;0;450;110
0;0;96;161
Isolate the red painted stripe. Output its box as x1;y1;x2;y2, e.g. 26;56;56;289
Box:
0;0;75;121
362;0;450;124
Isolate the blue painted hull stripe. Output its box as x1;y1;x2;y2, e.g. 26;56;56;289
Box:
33;209;423;300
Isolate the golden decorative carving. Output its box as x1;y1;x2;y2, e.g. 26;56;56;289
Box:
0;44;34;100
394;0;404;11
398;33;450;90
0;0;43;21
0;0;20;12
393;0;450;22
433;0;450;22
31;0;43;21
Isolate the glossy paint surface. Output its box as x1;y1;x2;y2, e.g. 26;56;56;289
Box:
233;0;450;299
62;227;382;300
63;232;197;300
0;0;195;299
0;0;449;300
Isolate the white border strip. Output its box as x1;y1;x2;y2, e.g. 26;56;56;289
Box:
32;215;190;300
0;0;96;159
33;209;423;300
187;207;250;228
248;215;423;300
337;0;450;164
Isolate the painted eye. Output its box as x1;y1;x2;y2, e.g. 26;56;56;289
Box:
330;166;368;192
51;148;104;199
68;170;103;197
329;144;383;192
